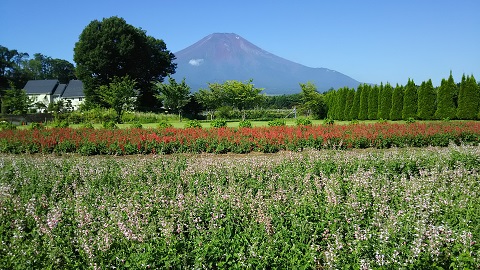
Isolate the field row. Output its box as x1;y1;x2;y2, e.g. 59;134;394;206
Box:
1;122;480;155
1;146;479;268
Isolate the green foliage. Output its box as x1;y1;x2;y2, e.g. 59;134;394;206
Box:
402;78;418;120
335;87;348;120
103;121;118;129
129;122;143;129
74;16;176;110
1;83;31;114
52;120;69;128
29;122;44;130
80;122;94;129
406;117;416;124
158;120;173;129
323;118;334;125
299;82;327;119
349;86;361;120
238;120;252;128
358;84;370;120
417;79;436;120
390;84;404;120
457;74;479;120
268;119;286;126
210;119;227;128
367;85;379;120
295;118;312;126
157;76;191;120
435;73;457;120
0;121;16;130
184;120;202;128
98;76;137;123
196;80;264;120
378;82;393;120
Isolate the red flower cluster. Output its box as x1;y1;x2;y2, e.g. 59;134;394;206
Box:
0;122;479;155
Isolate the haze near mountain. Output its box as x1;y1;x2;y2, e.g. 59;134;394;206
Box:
172;33;360;94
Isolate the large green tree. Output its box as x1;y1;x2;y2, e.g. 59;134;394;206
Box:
417;79;436;120
98;76;137;122
335;87;348;120
435;73;457;119
358;84;369;120
378;82;393;120
390;84;404;120
74;16;176;111
402;78;417;119
457;74;479;119
1;82;31;114
349;85;361;120
157;77;191;121
367;85;379;120
299;82;327;119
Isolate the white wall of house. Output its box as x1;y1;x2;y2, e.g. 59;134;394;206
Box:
28;94;53;112
62;97;84;111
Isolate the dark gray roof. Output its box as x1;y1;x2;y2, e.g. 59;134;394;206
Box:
53;84;66;96
62;80;85;98
24;80;59;94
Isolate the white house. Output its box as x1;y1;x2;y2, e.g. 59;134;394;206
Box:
23;79;85;111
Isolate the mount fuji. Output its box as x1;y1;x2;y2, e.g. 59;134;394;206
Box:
172;33;360;94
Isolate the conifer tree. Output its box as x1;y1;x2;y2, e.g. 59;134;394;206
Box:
378;82;393;120
390;84;404;120
457;74;479;119
349;85;361;120
417;79;436;120
402;78;417;119
325;90;337;119
358;84;369;120
335;87;347;120
368;85;379;120
435;73;457;119
344;88;355;121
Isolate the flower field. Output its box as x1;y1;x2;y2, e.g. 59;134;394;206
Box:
1;121;480;155
1;146;479;268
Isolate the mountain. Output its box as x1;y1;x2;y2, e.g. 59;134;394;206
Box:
172;33;360;94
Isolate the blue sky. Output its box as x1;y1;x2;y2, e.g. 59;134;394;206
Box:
1;0;479;87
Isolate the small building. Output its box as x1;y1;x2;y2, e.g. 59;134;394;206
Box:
62;80;85;111
23;79;85;111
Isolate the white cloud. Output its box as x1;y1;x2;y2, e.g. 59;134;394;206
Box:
189;59;204;66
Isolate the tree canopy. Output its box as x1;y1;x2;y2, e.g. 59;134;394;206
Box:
98;76;137;122
157;77;191;121
74;16;176;111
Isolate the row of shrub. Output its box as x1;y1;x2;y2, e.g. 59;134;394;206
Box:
0;122;479;155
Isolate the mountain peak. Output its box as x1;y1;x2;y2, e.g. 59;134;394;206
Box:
172;33;360;94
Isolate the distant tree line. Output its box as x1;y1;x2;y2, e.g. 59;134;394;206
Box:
324;73;480;121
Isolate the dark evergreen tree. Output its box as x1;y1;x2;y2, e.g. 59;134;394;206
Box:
344;88;355;120
378;82;393;120
324;90;337;119
358;84;369;120
390;84;404;120
417;79;436;120
367;85;379;120
402;78;417;119
335;87;347;120
457;74;479;119
349;85;361;120
435;73;457;119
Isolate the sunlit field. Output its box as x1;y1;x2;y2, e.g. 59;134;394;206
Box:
1;145;479;268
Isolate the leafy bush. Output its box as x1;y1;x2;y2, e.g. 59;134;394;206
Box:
102;121;118;129
210;119;227;128
158;120;173;129
80;122;94;129
295;118;312;126
323;118;335;125
185;120;202;128
406;117;416;124
377;118;388;123
29;122;44;130
0;121;16;131
52;120;69;128
238;120;252;128
350;119;360;125
129;122;143;129
268;119;286;127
